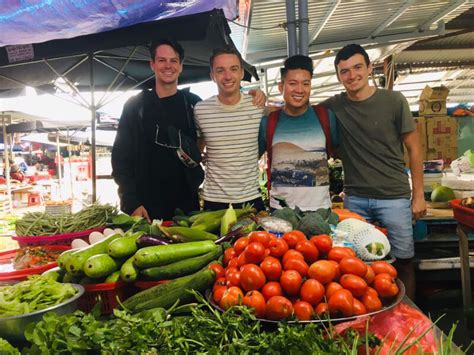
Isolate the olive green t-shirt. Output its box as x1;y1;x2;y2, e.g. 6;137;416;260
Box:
323;89;415;198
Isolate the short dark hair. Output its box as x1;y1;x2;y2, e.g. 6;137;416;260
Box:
334;44;370;71
280;55;313;80
209;46;244;69
149;38;184;63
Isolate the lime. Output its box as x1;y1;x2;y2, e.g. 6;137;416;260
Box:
431;185;455;202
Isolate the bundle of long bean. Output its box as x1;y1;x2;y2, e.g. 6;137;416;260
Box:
15;203;118;236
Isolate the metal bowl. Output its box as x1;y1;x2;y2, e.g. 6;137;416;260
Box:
0;283;84;341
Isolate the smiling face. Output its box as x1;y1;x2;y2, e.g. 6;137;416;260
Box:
279;68;312;116
336;53;372;98
150;44;183;86
210;53;244;98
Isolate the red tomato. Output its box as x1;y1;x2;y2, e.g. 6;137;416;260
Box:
223;247;236;266
261;281;283;300
220;286;243;310
328;260;341;280
282;249;305;265
260;256;282;281
282;230;307;248
225;268;241;287
249;231;272;248
265;296;294;320
373;273;399;298
308;260;336;284
364;265;375;285
237;252;248;267
242;290;266;318
283;258;309;278
361;286;379;298
213;285;228;303
328;289;354;317
314;302;329;316
310;235;333;254
268;238;289;258
299;279;325;306
293;301;314;321
370;261;398;278
280;270;303;296
227;257;239;269
352;298;367;316
295;240;319;264
339;257;368;278
240;264;266;291
339;274;368;297
327;247;353;263
213;277;227;292
208;263;225;279
233;237;250;255
361;293;382;313
245;242;266;264
325;281;343;300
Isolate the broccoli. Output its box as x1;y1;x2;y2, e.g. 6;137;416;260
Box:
272;207;299;229
327;212;339;225
297;212;331;236
315;207;331;220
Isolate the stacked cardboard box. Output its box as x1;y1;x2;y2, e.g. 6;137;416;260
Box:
404;85;457;167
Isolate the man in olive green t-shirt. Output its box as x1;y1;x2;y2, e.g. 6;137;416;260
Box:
323;44;427;300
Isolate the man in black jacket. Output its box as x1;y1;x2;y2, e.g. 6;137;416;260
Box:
112;39;203;221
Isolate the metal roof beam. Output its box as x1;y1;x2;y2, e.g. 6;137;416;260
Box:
370;0;415;37
419;0;472;31
393;60;474;69
248;22;444;63
404;43;474;50
309;0;341;44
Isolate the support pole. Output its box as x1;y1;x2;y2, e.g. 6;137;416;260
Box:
89;53;97;202
285;0;298;56
298;0;309;56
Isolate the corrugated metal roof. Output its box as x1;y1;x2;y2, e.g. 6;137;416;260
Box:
231;0;474;104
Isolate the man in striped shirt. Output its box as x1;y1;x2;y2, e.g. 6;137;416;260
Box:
194;47;266;211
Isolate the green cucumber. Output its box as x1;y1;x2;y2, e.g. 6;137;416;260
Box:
66;233;123;276
42;266;65;282
62;272;81;284
83;253;121;278
105;270;121;283
141;245;223;280
133;240;217;269
108;231;144;258
120;255;140;282
79;276;104;285
123;268;216;312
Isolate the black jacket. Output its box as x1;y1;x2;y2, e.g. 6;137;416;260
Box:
111;89;201;215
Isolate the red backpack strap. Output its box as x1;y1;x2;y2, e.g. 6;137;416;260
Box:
313;104;334;157
266;109;281;192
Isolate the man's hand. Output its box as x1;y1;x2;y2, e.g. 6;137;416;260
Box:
248;89;266;108
132;205;151;223
412;195;427;220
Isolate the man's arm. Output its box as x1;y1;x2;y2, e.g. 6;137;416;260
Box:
248;89;266;108
403;130;427;220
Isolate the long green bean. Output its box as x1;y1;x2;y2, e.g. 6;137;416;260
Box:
15;203;118;236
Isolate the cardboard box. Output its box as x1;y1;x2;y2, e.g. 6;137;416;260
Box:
425;115;458;166
419;85;449;116
404;117;427;166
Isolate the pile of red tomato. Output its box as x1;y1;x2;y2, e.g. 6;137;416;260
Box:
210;230;399;321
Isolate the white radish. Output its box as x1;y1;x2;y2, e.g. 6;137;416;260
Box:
71;238;89;249
89;231;105;244
113;228;124;235
103;228;116;237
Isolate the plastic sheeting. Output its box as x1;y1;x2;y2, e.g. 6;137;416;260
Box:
0;0;238;46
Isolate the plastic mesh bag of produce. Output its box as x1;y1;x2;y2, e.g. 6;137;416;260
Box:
334;303;438;354
335;218;390;260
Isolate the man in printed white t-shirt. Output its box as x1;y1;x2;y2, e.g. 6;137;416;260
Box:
194;46;266;211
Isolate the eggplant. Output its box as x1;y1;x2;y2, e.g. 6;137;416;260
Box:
214;227;244;245
136;234;174;248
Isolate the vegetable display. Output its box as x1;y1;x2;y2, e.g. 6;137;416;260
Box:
15;203;117;236
0;275;77;318
212;230;400;321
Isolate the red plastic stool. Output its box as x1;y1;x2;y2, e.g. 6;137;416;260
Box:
28;192;42;206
